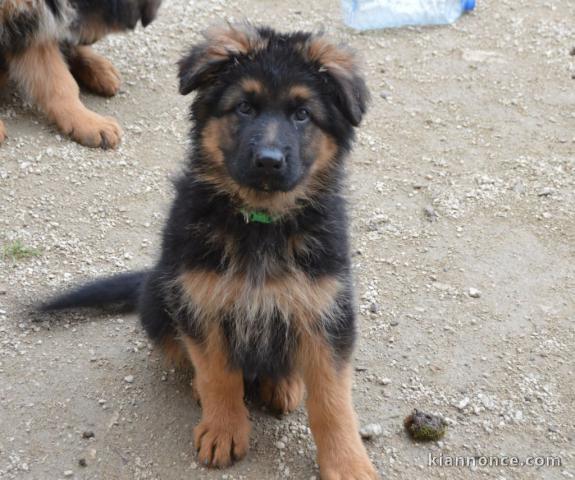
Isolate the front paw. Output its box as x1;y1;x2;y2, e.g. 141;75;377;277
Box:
320;452;379;480
56;108;122;149
194;411;251;468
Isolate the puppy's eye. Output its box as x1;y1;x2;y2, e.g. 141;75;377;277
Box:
294;107;310;122
237;101;255;116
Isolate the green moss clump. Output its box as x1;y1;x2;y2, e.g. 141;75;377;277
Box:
404;409;447;442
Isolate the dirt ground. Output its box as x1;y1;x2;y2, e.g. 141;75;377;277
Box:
1;0;574;479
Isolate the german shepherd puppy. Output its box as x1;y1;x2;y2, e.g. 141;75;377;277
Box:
42;24;377;479
0;0;162;148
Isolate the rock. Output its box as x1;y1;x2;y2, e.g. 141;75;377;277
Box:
369;303;380;314
275;441;286;450
378;377;392;386
457;397;470;410
63;471;74;478
424;206;438;222
82;431;95;439
468;288;481;298
78;458;87;468
360;423;383;440
538;187;554;197
124;375;134;384
461;49;504;63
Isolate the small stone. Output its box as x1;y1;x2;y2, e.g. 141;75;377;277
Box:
78;458;87;468
389;320;399;327
538;187;554;197
82;431;95;439
360;423;383;440
63;471;74;478
468;288;481;298
275;441;286;450
355;366;367;372
379;377;392;386
457;397;470;410
369;303;380;314
124;375;134;384
379;91;391;100
424;206;438;222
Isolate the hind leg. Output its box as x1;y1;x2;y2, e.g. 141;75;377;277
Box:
8;41;121;148
259;373;305;415
68;45;121;97
139;273;189;367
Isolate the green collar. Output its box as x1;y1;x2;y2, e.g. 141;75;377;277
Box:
239;208;277;224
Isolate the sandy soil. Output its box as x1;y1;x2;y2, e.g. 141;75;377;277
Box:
1;0;574;479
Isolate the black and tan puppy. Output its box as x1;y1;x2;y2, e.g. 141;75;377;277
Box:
42;24;377;479
0;0;162;148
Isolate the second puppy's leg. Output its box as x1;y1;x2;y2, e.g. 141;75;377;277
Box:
68;45;121;97
8;41;122;149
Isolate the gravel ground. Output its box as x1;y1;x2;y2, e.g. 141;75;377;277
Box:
1;0;574;479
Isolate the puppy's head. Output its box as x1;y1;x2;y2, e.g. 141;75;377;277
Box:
179;24;369;207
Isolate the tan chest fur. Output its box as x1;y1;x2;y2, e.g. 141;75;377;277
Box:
177;268;342;341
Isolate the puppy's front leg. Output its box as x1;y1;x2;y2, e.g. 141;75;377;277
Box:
8;42;122;149
300;337;379;480
183;330;251;468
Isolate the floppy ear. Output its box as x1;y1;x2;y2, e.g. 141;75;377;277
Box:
140;0;162;27
303;36;370;126
178;23;265;95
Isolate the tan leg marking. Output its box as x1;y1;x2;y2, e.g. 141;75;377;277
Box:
69;45;121;97
299;339;379;480
159;335;189;369
259;374;305;415
183;331;251;468
0;120;6;144
8;41;122;148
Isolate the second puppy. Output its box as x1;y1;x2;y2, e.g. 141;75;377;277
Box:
0;0;162;148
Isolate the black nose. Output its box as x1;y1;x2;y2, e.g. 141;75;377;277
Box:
254;147;286;172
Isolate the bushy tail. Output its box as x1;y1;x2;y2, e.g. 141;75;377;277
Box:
40;271;148;313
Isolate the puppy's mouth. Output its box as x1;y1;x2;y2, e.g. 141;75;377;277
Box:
242;176;298;193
